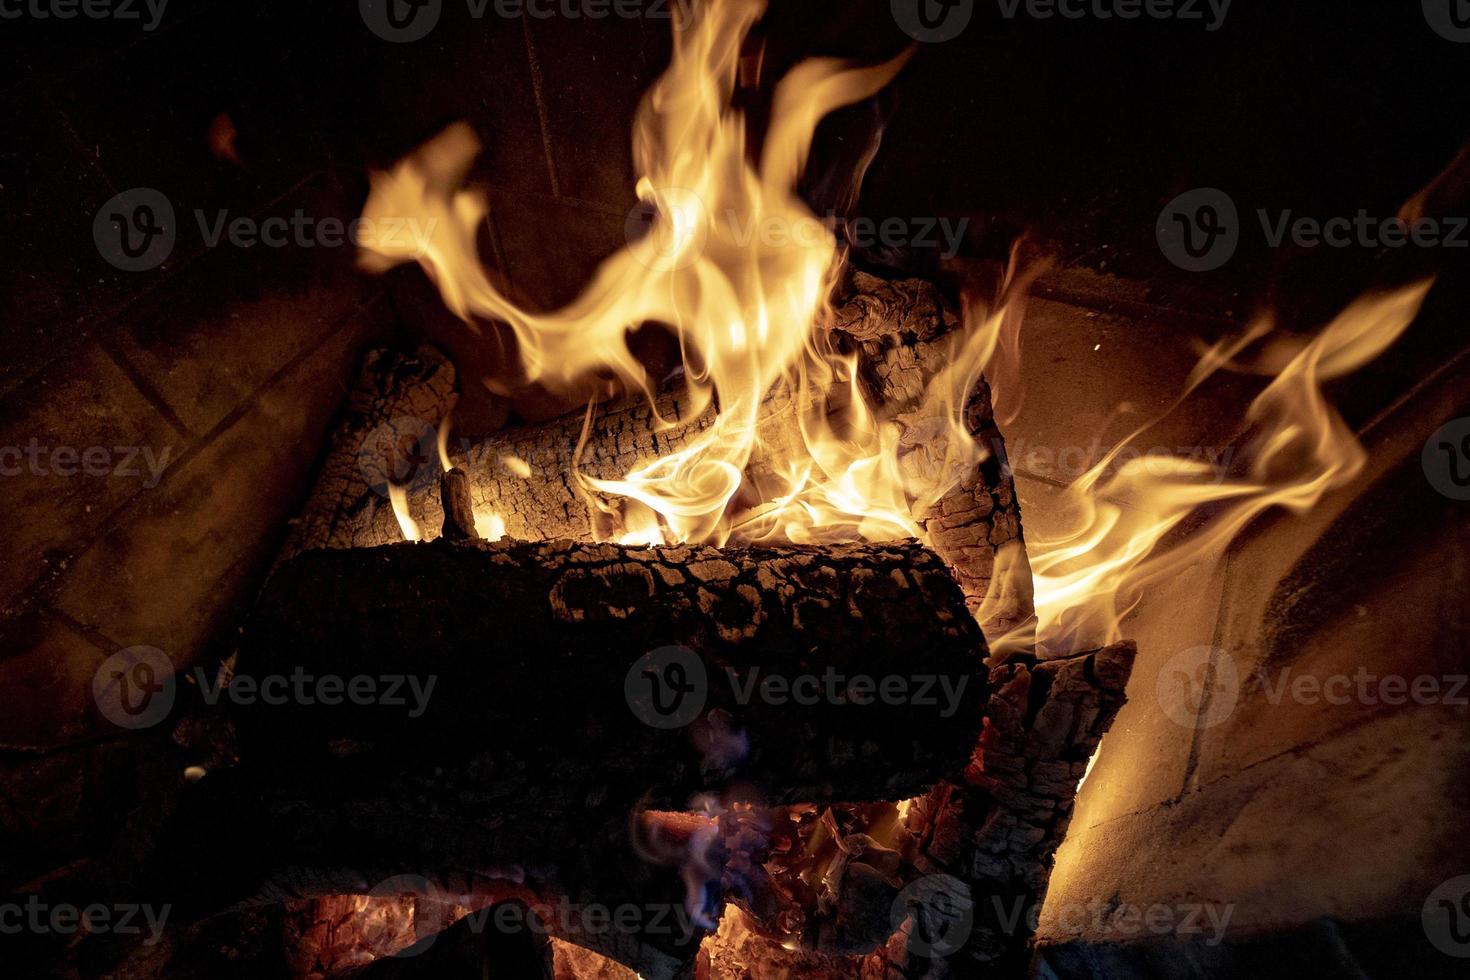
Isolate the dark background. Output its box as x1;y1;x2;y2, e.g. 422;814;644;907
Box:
4;0;1469;397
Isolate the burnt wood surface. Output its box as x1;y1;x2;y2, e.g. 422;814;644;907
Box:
147;537;988;979
305;273;1033;633
239;537;988;807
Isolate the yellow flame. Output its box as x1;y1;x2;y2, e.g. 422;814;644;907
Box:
436;413;454;472
357;0;1431;664
1009;279;1433;656
357;0;953;549
500;454;532;479
474;511;507;542
389;483;422;542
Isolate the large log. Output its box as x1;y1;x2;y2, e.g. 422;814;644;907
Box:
173;537;985;976
238;537;988;808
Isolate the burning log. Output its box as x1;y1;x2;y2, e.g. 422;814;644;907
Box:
279;345;458;560
237;537;987;807
300;273;1032;633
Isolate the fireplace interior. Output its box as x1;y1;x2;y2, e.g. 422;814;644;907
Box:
2;1;1468;978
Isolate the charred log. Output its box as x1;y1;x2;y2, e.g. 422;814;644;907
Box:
238;537;988;808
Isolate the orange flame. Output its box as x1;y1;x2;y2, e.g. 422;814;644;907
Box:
357;0;967;549
1007;279;1433;656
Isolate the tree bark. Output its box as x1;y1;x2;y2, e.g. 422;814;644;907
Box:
239;537;988;808
278;345;458;562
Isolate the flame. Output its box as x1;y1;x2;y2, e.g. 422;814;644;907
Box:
356;0;976;549
357;0;1431;663
388;482;422;542
474;510;507;542
1008;279;1433;656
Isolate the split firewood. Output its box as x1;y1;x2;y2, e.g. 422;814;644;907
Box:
278;345;458;562
437;468;479;541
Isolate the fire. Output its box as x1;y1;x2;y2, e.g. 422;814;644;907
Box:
1003;278;1434;656
357;0;971;549
359;0;1435;669
388;482;422;542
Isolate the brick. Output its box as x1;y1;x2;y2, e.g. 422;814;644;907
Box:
0;85;128;392
523;13;669;207
0;342;184;613
109;172;380;435
52;309;383;664
0;614;106;747
489;192;627;311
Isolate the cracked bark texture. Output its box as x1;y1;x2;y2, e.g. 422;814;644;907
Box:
827;272;1033;635
305;272;1032;634
278;346;458;562
241;537;989;808
167;537;989;979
